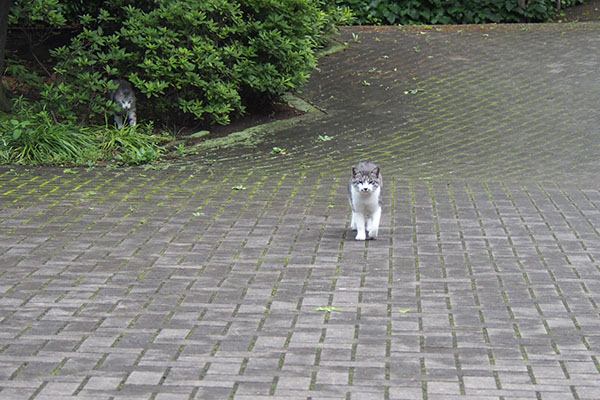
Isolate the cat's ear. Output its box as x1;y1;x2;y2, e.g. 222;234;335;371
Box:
352;167;357;176
372;167;380;176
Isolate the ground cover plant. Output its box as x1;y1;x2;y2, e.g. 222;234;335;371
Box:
0;96;164;165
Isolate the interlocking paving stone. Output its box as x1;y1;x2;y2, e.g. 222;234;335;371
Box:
3;22;600;400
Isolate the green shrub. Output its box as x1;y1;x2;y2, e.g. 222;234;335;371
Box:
40;0;351;126
9;0;67;28
336;0;585;25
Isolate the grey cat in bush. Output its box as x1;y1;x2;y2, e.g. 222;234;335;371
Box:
110;80;137;129
348;161;382;240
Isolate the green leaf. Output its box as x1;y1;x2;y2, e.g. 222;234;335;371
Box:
270;146;287;155
314;306;340;312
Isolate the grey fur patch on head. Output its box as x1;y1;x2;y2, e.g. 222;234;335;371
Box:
111;80;135;110
351;161;382;187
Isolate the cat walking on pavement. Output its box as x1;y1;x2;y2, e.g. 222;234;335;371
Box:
348;161;382;240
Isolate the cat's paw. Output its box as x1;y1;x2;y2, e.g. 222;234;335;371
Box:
367;229;378;240
355;231;366;241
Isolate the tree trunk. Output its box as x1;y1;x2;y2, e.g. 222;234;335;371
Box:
0;0;12;113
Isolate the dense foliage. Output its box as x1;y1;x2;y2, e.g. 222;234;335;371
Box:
2;0;351;165
334;0;585;25
7;0;350;126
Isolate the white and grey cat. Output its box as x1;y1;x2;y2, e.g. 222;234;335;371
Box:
109;79;137;128
348;161;382;240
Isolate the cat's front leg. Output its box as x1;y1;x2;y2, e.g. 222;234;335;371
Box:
367;206;381;239
114;114;123;129
353;213;366;240
350;212;357;230
128;109;137;127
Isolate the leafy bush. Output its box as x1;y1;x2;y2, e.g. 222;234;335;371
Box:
37;0;351;126
335;0;585;25
9;0;67;29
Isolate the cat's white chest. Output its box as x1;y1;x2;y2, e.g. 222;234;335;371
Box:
350;186;380;215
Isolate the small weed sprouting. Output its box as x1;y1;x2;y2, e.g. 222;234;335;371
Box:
404;88;424;95
271;146;287;155
314;306;340;313
173;143;199;158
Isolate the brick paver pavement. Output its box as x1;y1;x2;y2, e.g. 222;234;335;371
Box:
2;23;600;399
